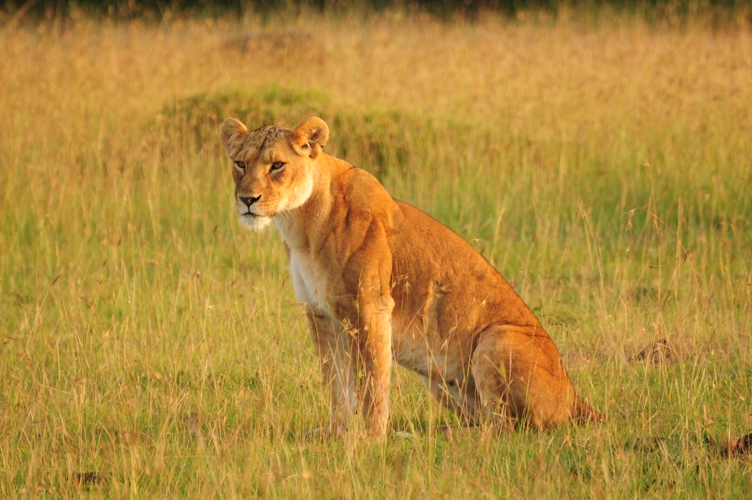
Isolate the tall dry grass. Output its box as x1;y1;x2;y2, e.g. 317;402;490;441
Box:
1;11;751;497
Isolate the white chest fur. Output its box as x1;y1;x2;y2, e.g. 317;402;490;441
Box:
275;216;332;317
288;249;331;316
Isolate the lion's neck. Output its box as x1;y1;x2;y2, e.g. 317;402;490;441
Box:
274;152;344;250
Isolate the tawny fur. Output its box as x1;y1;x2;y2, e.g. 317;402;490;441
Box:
220;116;602;438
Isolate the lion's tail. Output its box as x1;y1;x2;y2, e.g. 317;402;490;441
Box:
574;397;605;425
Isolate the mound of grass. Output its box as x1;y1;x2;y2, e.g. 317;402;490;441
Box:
159;85;328;149
161;84;438;179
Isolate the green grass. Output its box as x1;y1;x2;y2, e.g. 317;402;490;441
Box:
1;11;752;498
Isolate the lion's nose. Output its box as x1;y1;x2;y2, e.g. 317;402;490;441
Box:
239;194;261;207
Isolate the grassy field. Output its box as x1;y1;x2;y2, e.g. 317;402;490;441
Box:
1;9;752;498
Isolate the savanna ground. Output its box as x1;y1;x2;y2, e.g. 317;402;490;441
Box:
1;7;752;498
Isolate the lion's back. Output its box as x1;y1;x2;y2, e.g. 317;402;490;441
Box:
388;199;538;330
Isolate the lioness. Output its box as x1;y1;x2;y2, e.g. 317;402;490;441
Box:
220;116;602;438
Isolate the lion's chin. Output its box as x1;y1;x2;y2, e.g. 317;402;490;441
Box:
238;213;272;230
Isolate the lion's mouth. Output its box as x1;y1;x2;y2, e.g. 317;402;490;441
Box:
237;208;276;231
241;208;279;219
239;209;278;227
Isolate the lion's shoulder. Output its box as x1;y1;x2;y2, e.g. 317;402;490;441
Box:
328;163;400;224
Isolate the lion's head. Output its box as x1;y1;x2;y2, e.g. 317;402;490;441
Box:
219;116;329;230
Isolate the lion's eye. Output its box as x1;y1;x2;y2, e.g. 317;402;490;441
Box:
234;161;246;170
270;161;285;173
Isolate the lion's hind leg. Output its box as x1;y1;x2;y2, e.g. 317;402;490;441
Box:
422;372;483;427
471;325;578;432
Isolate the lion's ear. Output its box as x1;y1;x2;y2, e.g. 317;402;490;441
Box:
290;117;329;159
219;117;248;157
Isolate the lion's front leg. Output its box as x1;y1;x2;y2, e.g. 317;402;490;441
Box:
307;312;357;437
355;297;394;439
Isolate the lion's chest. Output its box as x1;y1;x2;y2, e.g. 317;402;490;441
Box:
288;249;332;317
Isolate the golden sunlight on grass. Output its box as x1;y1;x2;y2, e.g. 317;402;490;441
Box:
1;12;751;497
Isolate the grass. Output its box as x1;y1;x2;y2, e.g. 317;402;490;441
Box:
1;9;752;498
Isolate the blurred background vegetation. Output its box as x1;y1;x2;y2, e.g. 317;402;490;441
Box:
3;0;751;22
